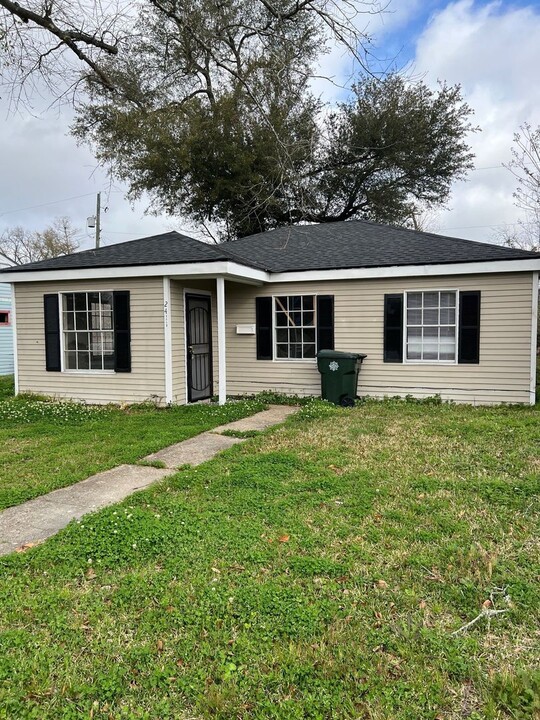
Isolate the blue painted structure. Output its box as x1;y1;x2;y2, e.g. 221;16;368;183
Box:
0;283;14;375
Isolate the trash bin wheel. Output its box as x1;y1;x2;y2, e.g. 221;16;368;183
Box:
339;395;355;408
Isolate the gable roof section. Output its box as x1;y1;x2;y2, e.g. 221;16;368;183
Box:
223;220;540;272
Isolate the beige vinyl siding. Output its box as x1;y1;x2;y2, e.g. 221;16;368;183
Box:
225;272;535;405
170;280;219;403
15;278;166;404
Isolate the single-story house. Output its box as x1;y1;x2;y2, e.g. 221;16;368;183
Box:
0;282;14;376
1;220;539;405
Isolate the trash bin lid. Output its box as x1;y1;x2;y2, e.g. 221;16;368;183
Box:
316;350;367;360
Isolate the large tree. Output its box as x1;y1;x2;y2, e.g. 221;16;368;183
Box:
1;1;476;240
75;68;475;239
0;0;376;100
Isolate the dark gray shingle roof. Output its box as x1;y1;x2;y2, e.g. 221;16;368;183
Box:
224;220;540;272
1;220;538;275
1;231;236;273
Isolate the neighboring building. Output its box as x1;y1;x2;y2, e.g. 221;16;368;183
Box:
1;221;539;405
0;282;14;376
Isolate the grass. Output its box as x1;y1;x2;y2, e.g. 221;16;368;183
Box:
0;373;14;400
0;396;539;719
0;375;266;510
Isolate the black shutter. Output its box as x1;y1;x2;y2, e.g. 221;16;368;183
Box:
256;296;273;360
44;294;61;371
316;295;334;352
458;291;481;364
113;291;131;372
384;294;403;363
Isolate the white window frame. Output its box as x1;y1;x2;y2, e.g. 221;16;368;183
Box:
403;289;459;365
272;294;318;363
59;290;116;374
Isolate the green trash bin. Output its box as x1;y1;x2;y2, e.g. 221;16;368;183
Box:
316;350;367;406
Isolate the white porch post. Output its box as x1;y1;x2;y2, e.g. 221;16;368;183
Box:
163;277;173;405
216;276;227;405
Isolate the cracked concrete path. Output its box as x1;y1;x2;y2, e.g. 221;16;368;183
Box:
0;404;297;556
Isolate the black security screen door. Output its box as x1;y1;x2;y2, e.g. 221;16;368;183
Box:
186;294;213;402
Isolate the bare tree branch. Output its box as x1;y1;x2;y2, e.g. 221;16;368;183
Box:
0;217;79;266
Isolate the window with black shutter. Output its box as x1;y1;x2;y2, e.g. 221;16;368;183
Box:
256;294;334;360
45;290;131;372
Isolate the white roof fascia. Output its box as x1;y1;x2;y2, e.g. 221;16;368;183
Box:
0;260;269;285
2;257;540;285
268;258;540;283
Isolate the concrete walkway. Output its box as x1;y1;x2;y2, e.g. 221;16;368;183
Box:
0;405;297;556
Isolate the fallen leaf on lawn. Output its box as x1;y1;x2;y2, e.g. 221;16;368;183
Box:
85;568;97;580
376;579;388;589
157;639;164;652
482;599;492;609
15;541;40;553
278;535;290;543
328;465;344;475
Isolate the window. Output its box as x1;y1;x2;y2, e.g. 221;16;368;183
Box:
0;311;10;326
62;292;114;370
405;291;457;362
274;295;316;359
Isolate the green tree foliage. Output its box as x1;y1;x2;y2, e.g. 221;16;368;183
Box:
77;68;475;239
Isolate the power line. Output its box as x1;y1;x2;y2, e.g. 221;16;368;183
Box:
0;190;124;218
0;192;97;218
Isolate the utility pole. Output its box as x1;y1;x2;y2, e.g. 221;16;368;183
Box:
95;192;101;249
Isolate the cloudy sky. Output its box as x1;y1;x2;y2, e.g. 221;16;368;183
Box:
1;0;540;252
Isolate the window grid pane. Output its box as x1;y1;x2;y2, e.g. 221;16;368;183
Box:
406;291;456;362
274;295;317;359
63;292;114;370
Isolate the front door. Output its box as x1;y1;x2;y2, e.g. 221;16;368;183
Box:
186;294;213;402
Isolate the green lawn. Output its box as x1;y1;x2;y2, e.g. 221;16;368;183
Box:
0;396;539;719
0;375;266;510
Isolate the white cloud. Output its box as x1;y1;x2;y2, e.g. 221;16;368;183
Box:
412;0;540;241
